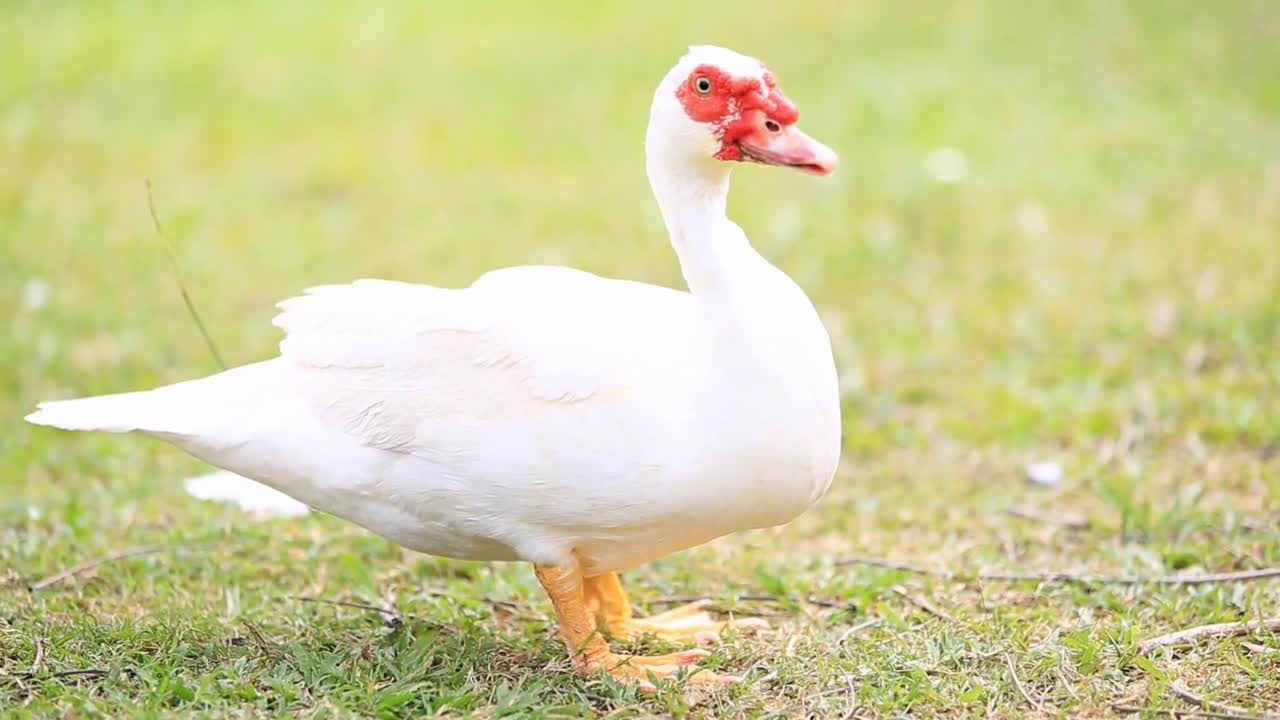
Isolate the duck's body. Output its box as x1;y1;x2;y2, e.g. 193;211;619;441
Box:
28;45;841;688
33;249;838;576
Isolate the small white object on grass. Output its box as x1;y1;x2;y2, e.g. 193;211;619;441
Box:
22;277;51;311
184;470;309;519
1025;461;1063;487
924;147;969;184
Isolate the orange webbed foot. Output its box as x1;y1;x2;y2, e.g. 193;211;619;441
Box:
625;598;769;644
536;564;747;691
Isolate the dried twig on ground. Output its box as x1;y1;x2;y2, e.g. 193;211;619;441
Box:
650;593;850;610
1113;703;1274;720
1139;617;1280;653
1166;683;1278;720
1007;504;1090;529
1241;642;1280;656
240;620;278;659
30;637;45;676
1004;653;1046;715
44;668;108;680
28;544;203;591
837;556;1280;587
891;585;958;624
836;617;884;645
1;667;109;683
291;595;405;628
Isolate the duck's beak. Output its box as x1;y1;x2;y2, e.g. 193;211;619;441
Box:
736;121;839;176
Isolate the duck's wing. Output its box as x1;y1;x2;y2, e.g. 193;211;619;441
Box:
272;266;697;454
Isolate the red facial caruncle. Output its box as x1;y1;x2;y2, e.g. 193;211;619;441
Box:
674;63;800;161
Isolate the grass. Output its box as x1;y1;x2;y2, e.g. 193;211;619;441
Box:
2;0;1279;716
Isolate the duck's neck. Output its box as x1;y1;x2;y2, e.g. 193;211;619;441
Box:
646;150;756;298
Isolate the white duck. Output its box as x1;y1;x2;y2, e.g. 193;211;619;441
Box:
27;45;841;688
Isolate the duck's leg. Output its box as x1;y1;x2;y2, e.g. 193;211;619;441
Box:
582;571;768;644
534;562;738;690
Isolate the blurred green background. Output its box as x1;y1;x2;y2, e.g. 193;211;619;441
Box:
2;1;1278;717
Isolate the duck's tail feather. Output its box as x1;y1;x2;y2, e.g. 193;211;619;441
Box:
26;361;279;440
25;389;186;435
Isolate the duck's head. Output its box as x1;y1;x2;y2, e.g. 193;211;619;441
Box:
647;45;838;178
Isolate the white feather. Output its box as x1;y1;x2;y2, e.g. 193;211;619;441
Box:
184;470;310;518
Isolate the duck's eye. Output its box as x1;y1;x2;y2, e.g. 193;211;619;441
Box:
694;75;713;95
